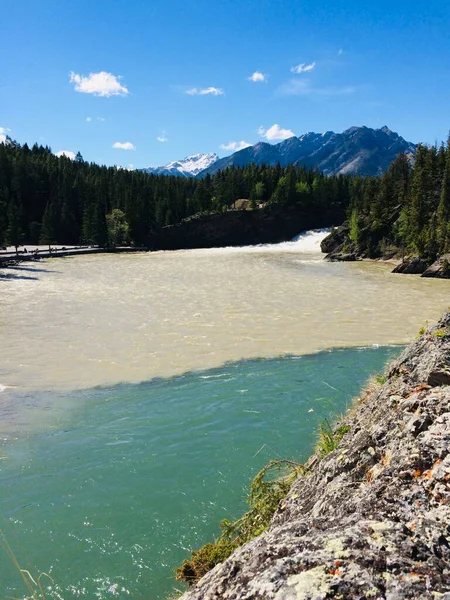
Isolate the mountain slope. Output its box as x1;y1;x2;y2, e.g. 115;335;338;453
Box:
141;152;219;177
198;126;416;177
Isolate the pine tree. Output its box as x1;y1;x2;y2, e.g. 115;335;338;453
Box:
6;196;23;252
40;200;58;250
437;140;450;253
0;187;9;247
408;145;430;256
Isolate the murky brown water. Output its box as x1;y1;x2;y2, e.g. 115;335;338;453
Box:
1;232;449;395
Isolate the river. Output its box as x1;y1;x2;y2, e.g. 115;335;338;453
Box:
0;231;449;598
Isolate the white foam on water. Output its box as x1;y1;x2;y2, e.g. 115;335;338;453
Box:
0;384;7;393
159;228;331;257
282;228;332;252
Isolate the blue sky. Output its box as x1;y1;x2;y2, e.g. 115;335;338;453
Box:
1;0;449;168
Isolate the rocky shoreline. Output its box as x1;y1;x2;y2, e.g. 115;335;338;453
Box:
179;314;450;599
320;226;450;279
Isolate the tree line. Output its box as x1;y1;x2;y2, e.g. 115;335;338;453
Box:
345;139;450;260
0;139;351;249
1;136;449;259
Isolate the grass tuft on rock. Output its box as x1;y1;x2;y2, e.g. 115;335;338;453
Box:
433;327;449;338
316;420;351;457
175;460;303;587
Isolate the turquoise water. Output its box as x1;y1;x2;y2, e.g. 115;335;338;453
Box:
0;347;399;599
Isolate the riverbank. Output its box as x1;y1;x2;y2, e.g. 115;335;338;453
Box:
320;225;450;279
0;245;148;267
178;313;450;599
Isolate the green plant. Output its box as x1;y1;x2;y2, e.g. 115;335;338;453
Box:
220;460;304;544
175;540;239;585
374;373;387;385
175;460;303;586
433;328;449;338
316;421;350;457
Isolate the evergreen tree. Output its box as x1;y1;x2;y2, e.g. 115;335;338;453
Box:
437;140;450;252
40;200;58;250
6;195;23;252
408;145;430;256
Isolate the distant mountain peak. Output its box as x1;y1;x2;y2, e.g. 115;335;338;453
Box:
141;152;219;177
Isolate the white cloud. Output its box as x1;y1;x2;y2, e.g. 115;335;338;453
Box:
338;48;344;55
247;71;267;83
97;117;105;122
70;71;129;97
258;124;295;141
157;135;169;142
56;150;76;160
277;78;355;97
0;126;10;144
219;140;251;152
112;141;135;150
86;116;92;122
290;62;316;74
186;86;224;96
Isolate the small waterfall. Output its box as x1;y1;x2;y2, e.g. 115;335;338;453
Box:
288;228;331;252
175;228;332;256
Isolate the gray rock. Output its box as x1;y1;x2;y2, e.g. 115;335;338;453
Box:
325;251;359;262
392;257;429;274
320;224;349;254
180;314;450;599
422;254;450;279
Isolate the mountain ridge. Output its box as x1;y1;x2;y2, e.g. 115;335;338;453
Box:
140;126;416;178
199;125;416;177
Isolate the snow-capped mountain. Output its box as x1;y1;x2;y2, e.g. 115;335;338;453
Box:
141;152;219;177
198;126;416;177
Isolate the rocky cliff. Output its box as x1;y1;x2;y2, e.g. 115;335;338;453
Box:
149;205;345;251
179;315;450;599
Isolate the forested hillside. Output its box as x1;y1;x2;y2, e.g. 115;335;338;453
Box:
1;137;449;258
0;139;352;248
324;140;450;262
